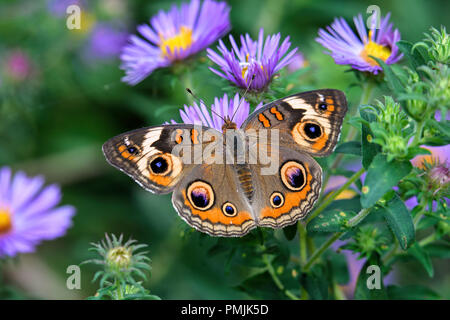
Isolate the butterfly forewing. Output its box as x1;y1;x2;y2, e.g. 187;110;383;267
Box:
241;89;348;156
102;124;217;194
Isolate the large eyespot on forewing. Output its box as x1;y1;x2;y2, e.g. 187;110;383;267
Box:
144;152;184;191
149;154;172;175
291;119;330;154
186;180;215;211
293;120;325;142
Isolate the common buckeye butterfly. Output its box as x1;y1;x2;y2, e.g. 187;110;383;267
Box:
103;89;348;237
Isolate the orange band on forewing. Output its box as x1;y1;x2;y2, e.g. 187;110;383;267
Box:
260;165;312;219
312;132;328;151
270;107;284;120
325;98;335;112
258;114;271;128
118;145;136;160
148;173;173;187
182;191;253;225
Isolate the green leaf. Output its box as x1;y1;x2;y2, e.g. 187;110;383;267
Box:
397;93;429;103
322;197;362;214
377;193;415;250
406;147;431;159
396;40;426;70
326;251;350;285
354;255;387;299
424;120;450;146
360;107;382;169
387;285;440;300
236;271;285;299
300;266;329;300
431;119;450;136
283;223;298;241
266;238;291;267
333;168;361;179
207;241;230;256
307;209;356;233
424;243;450;259
416;216;440;230
361;154;412;208
372;56;404;93
408;243;434;277
335;141;361;155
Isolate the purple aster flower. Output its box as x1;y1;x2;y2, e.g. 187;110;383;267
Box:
167;93;262;132
120;0;230;85
207;28;298;92
0;167;75;257
316;12;403;74
287;52;307;73
85;23;128;60
404;145;449;210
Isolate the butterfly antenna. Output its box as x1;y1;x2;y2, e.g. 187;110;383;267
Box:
230;74;255;123
186;88;226;122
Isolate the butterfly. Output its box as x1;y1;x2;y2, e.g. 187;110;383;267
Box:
102;89;348;237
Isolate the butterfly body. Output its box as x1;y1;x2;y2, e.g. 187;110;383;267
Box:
103;89;347;237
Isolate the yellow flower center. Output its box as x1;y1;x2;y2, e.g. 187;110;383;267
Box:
360;31;391;66
159;26;193;59
0;209;12;235
240;53;264;81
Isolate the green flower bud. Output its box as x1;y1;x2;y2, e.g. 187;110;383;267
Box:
107;246;132;269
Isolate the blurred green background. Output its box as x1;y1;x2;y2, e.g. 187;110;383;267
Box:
0;0;448;299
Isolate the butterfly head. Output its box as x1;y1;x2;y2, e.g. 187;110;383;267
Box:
221;116;237;132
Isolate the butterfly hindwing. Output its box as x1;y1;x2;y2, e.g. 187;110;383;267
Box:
172;162;257;237
249;146;322;228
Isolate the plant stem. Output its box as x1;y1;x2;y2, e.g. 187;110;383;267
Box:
413;208;425;228
303;232;343;272
382;241;399;266
419;233;438;246
347;207;372;227
263;254;300;300
411;120;425;147
306;167;365;224
302;207;372;273
114;278;124;300
347;79;376;141
413;198;427;228
333;282;347;300
298;222;308;265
